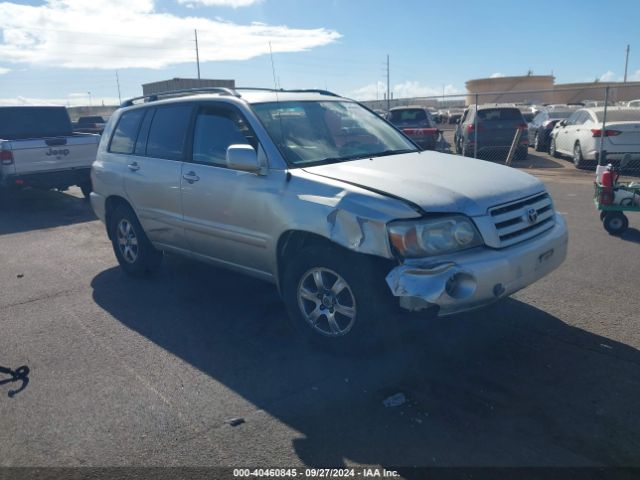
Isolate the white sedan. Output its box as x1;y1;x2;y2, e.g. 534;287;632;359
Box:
549;107;640;168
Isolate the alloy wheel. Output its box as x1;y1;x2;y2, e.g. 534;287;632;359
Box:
297;267;357;337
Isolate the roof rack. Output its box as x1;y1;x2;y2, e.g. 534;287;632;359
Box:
120;87;240;107
235;87;340;97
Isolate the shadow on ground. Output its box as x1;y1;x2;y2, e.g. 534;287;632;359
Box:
91;256;640;467
0;188;96;236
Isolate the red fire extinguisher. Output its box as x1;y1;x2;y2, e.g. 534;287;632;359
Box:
600;165;615;205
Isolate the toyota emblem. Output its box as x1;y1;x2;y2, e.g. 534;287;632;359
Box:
526;208;538;224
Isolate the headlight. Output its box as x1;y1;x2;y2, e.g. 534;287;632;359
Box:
388;216;483;258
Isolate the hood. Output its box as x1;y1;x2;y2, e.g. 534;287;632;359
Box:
302;151;544;216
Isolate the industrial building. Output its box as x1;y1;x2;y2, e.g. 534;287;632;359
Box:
142;78;236;96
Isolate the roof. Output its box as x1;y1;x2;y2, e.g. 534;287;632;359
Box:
120;87;346;107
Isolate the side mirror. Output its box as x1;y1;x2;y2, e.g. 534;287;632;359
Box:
558;120;567;127
226;144;261;173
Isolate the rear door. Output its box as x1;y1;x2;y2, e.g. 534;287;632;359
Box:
116;104;191;251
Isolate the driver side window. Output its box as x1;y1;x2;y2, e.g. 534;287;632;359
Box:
191;107;256;168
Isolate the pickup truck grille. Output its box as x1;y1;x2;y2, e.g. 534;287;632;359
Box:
489;192;555;248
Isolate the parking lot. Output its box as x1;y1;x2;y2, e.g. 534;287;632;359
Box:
1;148;640;469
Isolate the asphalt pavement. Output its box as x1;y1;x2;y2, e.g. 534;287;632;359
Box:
1;151;639;470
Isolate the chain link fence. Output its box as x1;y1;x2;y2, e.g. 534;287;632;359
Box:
362;83;640;179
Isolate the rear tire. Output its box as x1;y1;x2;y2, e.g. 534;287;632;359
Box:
281;245;396;352
109;204;163;276
79;182;92;199
573;142;585;169
603;212;628;235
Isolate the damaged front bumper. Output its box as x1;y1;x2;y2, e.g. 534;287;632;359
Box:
385;214;568;315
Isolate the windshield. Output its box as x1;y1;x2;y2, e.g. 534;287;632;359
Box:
251;100;417;166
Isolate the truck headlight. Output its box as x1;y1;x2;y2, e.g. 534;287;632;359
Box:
388;216;483;258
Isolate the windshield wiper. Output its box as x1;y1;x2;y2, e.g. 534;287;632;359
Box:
369;148;418;158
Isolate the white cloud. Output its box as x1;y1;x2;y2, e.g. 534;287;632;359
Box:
490;72;504;78
0;0;341;69
178;0;262;7
629;70;640;81
599;71;617;82
0;67;10;75
348;81;459;101
0;95;121;106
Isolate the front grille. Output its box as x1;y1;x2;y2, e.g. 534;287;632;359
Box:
489;192;555;247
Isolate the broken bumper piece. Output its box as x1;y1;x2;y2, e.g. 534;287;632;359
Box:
385;214;568;315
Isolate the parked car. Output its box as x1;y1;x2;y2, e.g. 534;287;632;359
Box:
91;87;567;348
454;104;529;160
627;99;640;108
0;106;99;197
549;107;640;168
527;108;575;152
73;115;107;134
447;109;464;124
388;106;439;150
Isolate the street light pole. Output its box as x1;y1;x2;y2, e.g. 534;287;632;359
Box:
624;44;630;83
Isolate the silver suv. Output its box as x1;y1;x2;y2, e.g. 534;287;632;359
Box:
91;88;568;347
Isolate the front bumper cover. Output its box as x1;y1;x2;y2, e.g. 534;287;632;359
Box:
385;214;568;315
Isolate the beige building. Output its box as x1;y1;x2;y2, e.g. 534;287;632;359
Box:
466;74;640;106
142;78;236;96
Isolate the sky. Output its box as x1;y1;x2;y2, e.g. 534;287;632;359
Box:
0;0;639;106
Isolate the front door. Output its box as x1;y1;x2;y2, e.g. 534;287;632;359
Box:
180;104;281;277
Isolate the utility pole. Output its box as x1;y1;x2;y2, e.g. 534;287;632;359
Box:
624;44;630;83
386;54;390;112
195;29;201;80
115;71;122;105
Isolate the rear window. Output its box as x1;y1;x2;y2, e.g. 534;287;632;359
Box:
389;109;433;126
0;106;73;140
595;110;640;122
477;108;524;121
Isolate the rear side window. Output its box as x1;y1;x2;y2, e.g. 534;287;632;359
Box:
109;109;146;154
477;108;523;121
146;105;192;161
0;107;72;140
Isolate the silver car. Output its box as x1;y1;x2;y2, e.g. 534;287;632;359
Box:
90;88;568;348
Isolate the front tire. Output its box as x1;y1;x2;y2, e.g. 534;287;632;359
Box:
109;204;163;276
534;132;543;152
281;245;395;350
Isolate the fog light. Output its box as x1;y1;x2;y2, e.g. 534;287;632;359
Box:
445;272;477;300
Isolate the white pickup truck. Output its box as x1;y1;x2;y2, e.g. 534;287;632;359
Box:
0;106;100;197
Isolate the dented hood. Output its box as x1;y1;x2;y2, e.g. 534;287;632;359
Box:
302;151;544;216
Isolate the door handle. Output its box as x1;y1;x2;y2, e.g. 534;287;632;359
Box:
127;162;140;171
183;171;200;183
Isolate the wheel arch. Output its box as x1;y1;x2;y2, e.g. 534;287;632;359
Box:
104;195;135;240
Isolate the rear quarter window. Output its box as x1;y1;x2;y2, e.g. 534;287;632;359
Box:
109;109;146;154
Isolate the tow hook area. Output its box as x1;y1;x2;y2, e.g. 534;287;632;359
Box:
385;262;478;312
